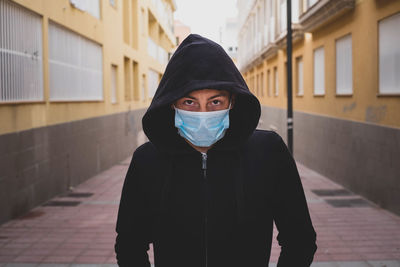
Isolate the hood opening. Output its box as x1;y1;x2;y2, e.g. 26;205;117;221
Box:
142;34;261;153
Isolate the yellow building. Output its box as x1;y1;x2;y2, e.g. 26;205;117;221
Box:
238;0;400;215
0;0;176;224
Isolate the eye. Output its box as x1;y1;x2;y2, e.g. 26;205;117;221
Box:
211;99;221;105
183;99;194;105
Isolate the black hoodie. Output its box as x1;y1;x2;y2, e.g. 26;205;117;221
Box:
115;34;317;267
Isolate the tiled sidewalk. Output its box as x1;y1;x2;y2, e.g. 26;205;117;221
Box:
0;157;399;266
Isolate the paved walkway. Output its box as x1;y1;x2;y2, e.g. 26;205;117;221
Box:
0;157;399;267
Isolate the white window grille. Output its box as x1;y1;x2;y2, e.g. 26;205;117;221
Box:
49;21;103;101
280;0;287;33
307;0;318;9
111;65;117;103
336;34;352;95
0;0;43;103
313;46;325;95
379;12;400;94
269;16;275;43
264;0;269;45
292;0;300;23
148;69;159;98
274;67;279;96
148;38;158;59
158;46;168;65
69;0;100;19
148;37;168;66
297;57;304;95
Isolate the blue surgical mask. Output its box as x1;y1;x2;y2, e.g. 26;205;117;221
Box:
174;105;231;147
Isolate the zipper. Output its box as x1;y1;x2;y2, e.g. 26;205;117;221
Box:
201;152;208;267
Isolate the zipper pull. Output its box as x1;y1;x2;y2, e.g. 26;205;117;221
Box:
201;152;207;170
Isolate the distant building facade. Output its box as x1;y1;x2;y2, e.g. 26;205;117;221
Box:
174;19;191;45
237;0;400;215
0;0;176;224
221;17;239;63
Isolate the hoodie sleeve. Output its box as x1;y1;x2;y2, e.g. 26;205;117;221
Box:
115;149;152;267
271;134;317;266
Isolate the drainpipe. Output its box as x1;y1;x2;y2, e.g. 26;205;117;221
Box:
286;0;293;154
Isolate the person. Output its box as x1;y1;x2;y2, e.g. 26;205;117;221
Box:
115;34;317;267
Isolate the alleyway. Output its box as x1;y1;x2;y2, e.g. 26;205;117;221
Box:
0;157;399;267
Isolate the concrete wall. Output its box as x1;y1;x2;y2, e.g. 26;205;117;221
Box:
259;106;400;216
0;109;146;225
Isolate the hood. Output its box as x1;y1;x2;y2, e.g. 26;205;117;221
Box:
142;34;261;153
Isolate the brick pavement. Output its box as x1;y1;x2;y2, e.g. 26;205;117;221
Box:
0;157;399;267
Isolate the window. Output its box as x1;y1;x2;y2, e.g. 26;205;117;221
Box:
268;70;272;96
292;0;300;23
148;69;159;98
274;67;279;96
379;12;400;94
141;8;146;35
69;0;100;19
141;74;146;101
148;38;158;59
49;22;103;101
0;0;43;103
296;57;304;95
279;0;287;33
111;65;117;103
110;0;116;7
124;57;131;101
261;72;264;97
313;46;325;95
133;61;139;100
158;46;168;65
269;0;275;42
307;0;318;8
336;34;352;95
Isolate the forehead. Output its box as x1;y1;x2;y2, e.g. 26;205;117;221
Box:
185;89;230;98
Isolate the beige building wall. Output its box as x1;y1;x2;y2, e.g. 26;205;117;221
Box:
0;0;176;224
238;0;400;215
0;0;176;135
174;19;191;45
240;0;400;129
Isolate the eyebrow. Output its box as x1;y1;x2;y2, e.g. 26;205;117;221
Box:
183;93;228;101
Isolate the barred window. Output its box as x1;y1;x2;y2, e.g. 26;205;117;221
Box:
148;69;159;98
0;0;43;103
313;46;325;96
48;21;103;101
336;34;352;95
379;12;400;94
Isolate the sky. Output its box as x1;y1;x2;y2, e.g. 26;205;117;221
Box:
173;0;238;44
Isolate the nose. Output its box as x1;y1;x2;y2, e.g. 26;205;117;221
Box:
198;102;208;112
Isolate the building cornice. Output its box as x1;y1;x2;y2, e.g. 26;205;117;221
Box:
299;0;355;32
